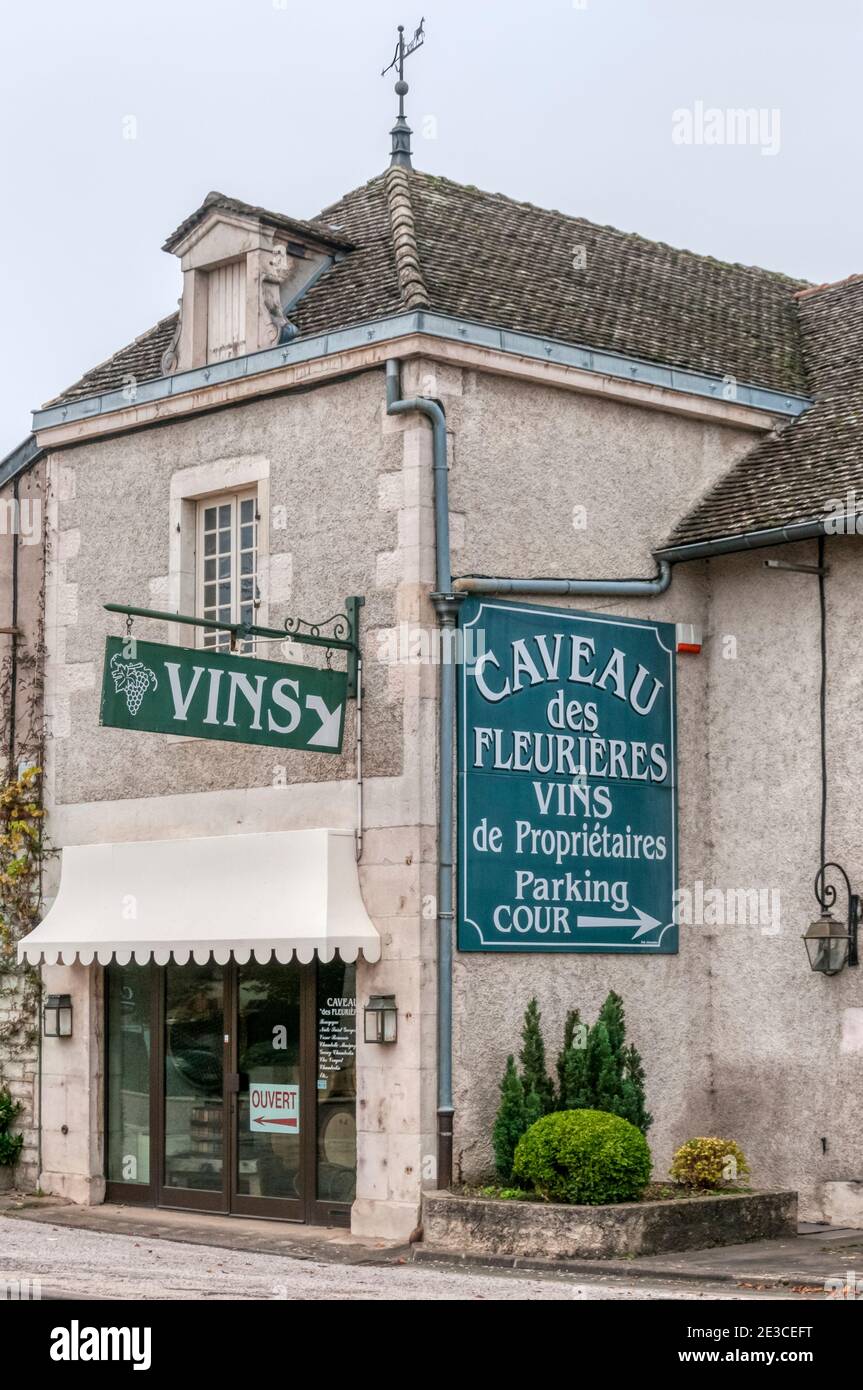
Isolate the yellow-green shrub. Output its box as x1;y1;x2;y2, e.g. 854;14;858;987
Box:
670;1137;749;1190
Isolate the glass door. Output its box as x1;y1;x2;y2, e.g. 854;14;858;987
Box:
159;961;227;1211
230;960;304;1220
106;958;357;1224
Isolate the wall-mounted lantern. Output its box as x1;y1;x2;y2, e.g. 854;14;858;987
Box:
803;863;860;976
363;995;398;1044
43;994;73;1038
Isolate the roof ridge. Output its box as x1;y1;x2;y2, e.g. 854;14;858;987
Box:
384;166;430;310
795;272;863;301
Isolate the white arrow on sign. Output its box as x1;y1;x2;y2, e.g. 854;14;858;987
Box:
305;694;343;749
576;907;664;940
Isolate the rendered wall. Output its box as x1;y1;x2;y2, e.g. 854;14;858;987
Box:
706;538;863;1220
431;361;767;1191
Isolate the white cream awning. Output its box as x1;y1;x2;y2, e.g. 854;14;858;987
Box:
18;828;380;966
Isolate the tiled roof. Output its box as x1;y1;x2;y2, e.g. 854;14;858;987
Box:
46;167;809;407
44;314;179;406
662;276;863;551
161;190;355;253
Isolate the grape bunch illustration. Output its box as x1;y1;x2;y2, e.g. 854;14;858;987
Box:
110;652;158;716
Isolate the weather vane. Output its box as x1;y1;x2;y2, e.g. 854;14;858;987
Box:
381;19;425;169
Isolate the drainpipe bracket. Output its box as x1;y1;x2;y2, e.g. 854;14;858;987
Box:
430;590;466;615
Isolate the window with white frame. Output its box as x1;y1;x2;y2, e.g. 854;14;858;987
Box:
196;490;259;651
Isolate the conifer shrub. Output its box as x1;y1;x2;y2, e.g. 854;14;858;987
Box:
513;1108;652;1205
670;1137;750;1190
492;992;651;1186
492;999;556;1181
519;997;555;1114
556;991;652;1134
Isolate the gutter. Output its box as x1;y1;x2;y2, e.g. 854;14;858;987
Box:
0;435;44;491
34;313;810;435
656;517;828;564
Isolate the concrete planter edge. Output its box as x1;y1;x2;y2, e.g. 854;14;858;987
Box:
421;1188;798;1260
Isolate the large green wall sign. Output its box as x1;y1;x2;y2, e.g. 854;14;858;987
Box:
100;636;346;753
458;598;677;953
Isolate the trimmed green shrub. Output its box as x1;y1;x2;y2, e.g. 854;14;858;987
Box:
513;1108;652;1205
0;1088;23;1169
670;1137;750;1190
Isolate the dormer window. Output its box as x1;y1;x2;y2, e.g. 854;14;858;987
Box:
207;260;246;363
160;192;352;376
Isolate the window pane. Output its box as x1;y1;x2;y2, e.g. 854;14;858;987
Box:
164;962;224;1191
197;491;258;652
106;964;152;1185
316;961;357;1202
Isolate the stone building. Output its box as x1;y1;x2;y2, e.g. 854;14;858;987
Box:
6;109;863;1234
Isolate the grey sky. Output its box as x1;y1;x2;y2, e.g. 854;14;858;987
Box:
2;0;859;457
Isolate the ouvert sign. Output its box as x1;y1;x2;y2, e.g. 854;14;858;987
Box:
100;636;347;753
457;598;677;953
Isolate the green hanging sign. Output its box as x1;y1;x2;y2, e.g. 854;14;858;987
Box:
100;636;347;753
458;598;677;954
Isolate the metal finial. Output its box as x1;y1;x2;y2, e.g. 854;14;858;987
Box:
381;18;425;169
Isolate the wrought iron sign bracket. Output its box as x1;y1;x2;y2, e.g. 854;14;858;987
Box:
104;596;364;699
281;596;364;699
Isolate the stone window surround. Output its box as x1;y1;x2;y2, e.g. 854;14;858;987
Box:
168;454;271;650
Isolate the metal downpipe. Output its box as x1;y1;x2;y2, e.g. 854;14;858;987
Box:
386;359;462;1189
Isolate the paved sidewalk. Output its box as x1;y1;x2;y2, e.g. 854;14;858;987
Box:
416;1223;863;1294
0;1194;407;1265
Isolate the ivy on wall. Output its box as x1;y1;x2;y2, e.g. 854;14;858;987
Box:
0;501;47;1082
0;765;43;1066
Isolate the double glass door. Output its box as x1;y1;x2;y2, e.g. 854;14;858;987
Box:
106;959;357;1225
